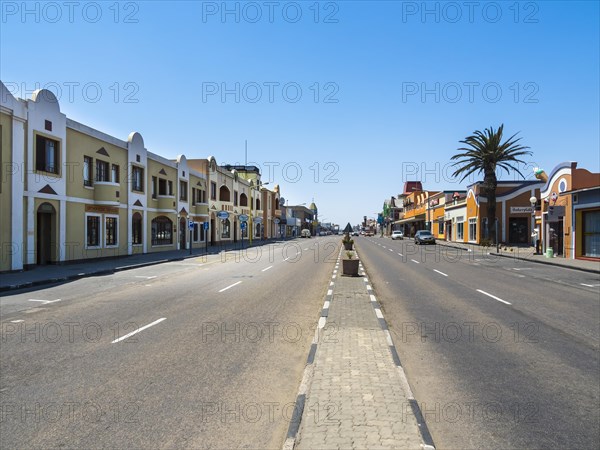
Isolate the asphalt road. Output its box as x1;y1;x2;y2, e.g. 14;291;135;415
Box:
356;236;600;450
0;237;339;449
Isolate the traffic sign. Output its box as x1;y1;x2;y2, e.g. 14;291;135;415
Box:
240;222;247;230
203;222;209;230
274;218;280;224
253;217;263;224
188;220;194;230
217;211;229;220
239;214;249;222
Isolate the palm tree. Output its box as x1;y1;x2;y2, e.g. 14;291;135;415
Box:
451;124;532;244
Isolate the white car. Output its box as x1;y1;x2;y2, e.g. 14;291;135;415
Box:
391;230;404;240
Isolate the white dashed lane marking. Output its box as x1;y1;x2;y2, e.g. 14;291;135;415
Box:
477;289;511;305
111;318;166;343
218;281;242;292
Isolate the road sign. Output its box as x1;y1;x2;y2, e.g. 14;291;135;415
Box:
188;220;194;230
239;214;249;222
253;217;263;224
203;222;209;230
274;218;280;224
240;222;247;230
217;211;229;220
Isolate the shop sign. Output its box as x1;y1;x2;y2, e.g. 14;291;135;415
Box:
510;206;534;214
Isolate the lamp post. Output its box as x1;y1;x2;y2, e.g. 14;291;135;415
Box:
530;195;539;254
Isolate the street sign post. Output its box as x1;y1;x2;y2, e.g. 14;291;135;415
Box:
240;221;247;249
188;220;194;255
203;222;209;255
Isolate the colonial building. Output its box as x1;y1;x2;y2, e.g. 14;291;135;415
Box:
538;162;600;260
0;81;284;272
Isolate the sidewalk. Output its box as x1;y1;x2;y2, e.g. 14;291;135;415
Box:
432;240;600;274
0;239;287;292
290;250;432;449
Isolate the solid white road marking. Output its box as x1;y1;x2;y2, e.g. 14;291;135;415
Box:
327;289;333;296
28;299;61;304
219;281;242;292
433;269;448;277
111;318;166;343
477;289;512;305
411;259;420;264
398;253;403;256
318;317;327;329
262;265;273;272
375;309;384;319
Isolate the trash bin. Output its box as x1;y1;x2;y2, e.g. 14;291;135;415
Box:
546;248;554;258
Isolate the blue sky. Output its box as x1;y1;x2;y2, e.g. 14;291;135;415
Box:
2;1;599;226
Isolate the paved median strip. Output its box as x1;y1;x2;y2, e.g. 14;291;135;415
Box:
111;318;166;343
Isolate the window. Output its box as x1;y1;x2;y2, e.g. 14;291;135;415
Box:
179;180;188;201
111;164;120;183
219;185;230;202
105;216;118;246
234;190;238;206
240;193;248;207
132;166;144;192
193;223;199;241
221;219;231;238
256;199;261;210
152;176;157;198
201;190;206;203
468;218;477;242
132;212;143;245
210;182;217;200
83;156;93;187
438;220;444;235
456;221;464;240
86;215;100;247
35;135;59;174
96;160;109;182
151;216;173;245
191;188;196;205
158;178;167;195
168;180;173;196
582;210;600;258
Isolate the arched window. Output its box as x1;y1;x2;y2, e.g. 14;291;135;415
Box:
151;216;173;246
219;185;231;202
275;198;279;210
132;212;143;245
256;199;261;210
240;193;248;207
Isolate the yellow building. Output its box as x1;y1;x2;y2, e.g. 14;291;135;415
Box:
2;82;283;272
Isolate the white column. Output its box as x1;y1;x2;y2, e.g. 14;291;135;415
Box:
11;117;25;270
59;199;66;261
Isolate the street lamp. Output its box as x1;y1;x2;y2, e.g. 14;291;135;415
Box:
530;195;539;254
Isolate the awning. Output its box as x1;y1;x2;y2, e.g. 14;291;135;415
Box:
394;214;425;225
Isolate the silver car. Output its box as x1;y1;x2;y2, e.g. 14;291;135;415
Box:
415;230;435;245
391;230;404;240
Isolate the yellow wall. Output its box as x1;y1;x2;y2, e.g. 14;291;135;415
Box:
0;113;13;271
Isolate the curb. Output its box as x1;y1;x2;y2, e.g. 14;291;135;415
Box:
282;245;343;450
490;252;600;274
359;253;436;450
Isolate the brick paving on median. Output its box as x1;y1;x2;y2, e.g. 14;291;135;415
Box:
295;271;423;449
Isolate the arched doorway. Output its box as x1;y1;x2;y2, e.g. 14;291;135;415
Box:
179;217;187;250
37;202;56;265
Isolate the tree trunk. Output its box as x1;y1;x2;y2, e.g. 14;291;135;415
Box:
484;170;498;244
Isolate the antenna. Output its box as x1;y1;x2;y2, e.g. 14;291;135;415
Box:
245;140;247;166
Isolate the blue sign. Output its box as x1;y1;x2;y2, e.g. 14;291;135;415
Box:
203;222;209;230
239;214;249;222
188;220;194;230
240;222;247;230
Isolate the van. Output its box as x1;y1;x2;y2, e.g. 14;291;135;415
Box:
301;229;311;238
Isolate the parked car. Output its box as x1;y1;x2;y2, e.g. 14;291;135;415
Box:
301;229;311;238
352;231;359;236
414;230;435;245
391;230;404;240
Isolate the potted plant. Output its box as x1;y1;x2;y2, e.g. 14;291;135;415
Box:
342;234;354;251
342;250;360;277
